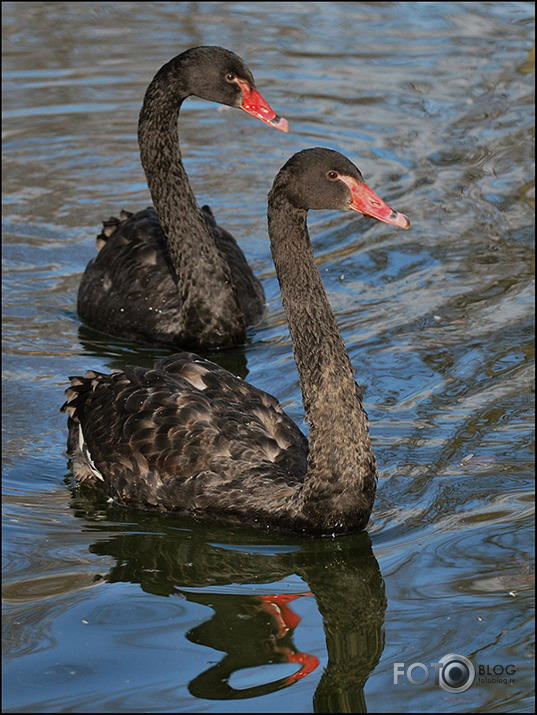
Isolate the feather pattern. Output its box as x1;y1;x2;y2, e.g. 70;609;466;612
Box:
64;352;308;529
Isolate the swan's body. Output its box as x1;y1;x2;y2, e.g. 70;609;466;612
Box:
77;46;288;351
63;148;409;535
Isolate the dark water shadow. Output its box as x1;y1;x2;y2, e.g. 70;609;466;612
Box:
76;323;251;378
69;487;387;713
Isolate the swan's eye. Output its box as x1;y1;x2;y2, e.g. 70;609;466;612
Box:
327;171;338;180
225;73;237;82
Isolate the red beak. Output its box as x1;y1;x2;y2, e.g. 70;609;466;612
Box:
340;175;410;229
236;78;289;133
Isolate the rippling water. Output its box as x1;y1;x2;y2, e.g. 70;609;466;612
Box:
2;2;534;712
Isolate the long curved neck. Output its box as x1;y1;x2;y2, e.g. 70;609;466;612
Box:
268;195;377;532
137;57;244;346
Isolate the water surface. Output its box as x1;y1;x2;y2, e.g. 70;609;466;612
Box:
2;2;534;712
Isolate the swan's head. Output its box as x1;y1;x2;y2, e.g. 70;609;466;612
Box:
180;46;289;132
270;147;410;228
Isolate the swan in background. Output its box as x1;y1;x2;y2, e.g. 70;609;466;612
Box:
77;46;289;350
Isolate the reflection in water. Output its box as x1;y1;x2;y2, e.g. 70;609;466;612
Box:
73;490;386;713
186;591;320;700
76;323;251;378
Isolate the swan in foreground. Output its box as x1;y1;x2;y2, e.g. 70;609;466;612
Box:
63;148;409;536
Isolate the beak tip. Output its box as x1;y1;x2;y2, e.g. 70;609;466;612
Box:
389;210;410;229
272;116;290;133
399;213;411;230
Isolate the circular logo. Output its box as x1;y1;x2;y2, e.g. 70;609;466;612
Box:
437;654;475;693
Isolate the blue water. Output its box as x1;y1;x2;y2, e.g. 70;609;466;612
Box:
2;2;534;712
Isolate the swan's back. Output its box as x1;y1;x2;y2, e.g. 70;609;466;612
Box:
77;207;264;348
63;352;308;525
77;208;181;344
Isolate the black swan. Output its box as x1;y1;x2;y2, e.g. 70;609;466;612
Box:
63;148;410;535
77;46;289;351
